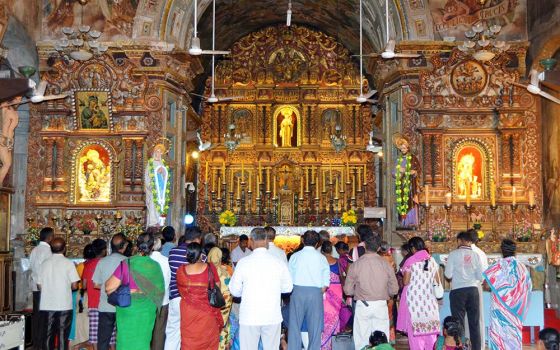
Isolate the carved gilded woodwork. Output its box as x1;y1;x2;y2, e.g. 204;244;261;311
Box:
403;49;542;249
198;25;374;228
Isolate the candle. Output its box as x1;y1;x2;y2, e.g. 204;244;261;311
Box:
241;162;244;179
425;185;430;206
249;171;252;192
363;164;367;186
529;190;535;207
212;169;217;191
306;168;309;192
335;177;339;199
322;170;326;192
205;161;209;183
352;176;356;199
490;180;496;206
329;162;333;183
258;162;262;183
300;177;304;197
341;171;345;193
267;168;271;192
222;161;226;179
229;168;234;191
237;178;240;199
445;192;452;206
466;181;471;206
346;161;350;180
357;169;361;191
311;166;315;183
217;176;221;199
273;175;277;198
512;186;517;205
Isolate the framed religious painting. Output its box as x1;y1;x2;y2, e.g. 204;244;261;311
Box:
72;89;113;131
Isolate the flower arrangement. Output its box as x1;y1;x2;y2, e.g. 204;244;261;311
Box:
26;225;41;244
510;218;532;242
427;218;451;242
341;209;357;226
148;158;171;216
273;235;302;253
219;210;237;227
395;154;412;217
471;213;484;241
75;218;96;234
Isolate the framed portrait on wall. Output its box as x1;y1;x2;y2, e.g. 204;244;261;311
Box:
72;89;113;131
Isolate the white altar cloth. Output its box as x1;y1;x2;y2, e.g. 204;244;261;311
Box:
433;253;545;269
219;226;355;237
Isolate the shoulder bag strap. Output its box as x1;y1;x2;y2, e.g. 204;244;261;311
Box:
207;263;213;289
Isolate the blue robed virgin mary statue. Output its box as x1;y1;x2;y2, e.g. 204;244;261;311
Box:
145;143;170;227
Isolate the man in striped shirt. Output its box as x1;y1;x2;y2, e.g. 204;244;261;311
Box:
164;227;203;350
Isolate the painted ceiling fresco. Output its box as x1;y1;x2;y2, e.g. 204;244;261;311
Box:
36;0;527;54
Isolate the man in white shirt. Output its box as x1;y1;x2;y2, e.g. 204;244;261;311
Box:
29;227;53;350
229;227;293;350
150;235;172;350
38;237;80;350
445;231;484;350
231;234;252;265
470;228;488;348
264;226;287;265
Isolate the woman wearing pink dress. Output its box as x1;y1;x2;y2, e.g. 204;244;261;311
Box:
396;237;441;350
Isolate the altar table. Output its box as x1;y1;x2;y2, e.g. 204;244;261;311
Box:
219;226;355;237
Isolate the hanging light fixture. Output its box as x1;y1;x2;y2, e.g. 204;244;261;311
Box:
458;21;509;62
54;0;107;61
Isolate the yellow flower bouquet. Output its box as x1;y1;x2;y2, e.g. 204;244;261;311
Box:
341;209;357;227
273;235;302;253
219;210;237;227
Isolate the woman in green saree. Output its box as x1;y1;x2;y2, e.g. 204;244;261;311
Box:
106;232;165;350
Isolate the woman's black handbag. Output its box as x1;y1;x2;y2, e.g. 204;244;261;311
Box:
207;264;226;308
107;260;131;307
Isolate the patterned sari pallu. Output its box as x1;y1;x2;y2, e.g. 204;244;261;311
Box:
483;257;532;350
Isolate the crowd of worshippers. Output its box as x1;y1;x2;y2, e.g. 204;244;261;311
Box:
29;224;559;350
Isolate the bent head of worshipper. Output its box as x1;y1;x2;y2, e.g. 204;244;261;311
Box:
537;328;559;350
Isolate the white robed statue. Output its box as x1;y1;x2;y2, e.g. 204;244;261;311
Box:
145;143;170;227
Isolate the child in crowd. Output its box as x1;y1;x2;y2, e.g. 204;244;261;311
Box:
360;331;395;350
435;316;470;350
537;328;559;350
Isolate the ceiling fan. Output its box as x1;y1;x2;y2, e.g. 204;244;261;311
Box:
356;0;421;60
188;0;230;56
352;0;378;104
190;0;241;103
196;130;213;151
512;69;560;105
3;80;68;107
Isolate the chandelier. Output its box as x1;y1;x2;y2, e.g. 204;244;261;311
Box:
330;125;347;153
54;0;107;61
458;22;509;62
224;124;241;152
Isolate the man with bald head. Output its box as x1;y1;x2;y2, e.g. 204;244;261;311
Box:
38;237;80;350
92;233;129;350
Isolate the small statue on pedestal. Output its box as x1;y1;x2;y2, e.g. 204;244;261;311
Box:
393;133;420;228
145;142;170;228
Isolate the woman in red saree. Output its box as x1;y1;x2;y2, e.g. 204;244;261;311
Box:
177;242;224;350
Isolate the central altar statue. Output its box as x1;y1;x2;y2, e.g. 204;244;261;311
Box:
279;108;294;147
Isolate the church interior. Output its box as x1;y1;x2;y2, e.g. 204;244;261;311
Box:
1;0;560;348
